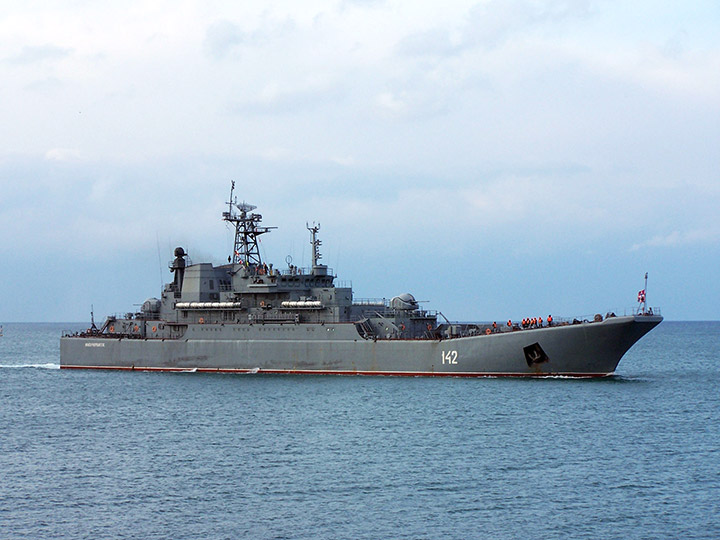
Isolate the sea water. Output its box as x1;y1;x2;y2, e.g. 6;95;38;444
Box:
1;322;719;539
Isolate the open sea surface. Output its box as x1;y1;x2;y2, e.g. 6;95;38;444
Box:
1;321;719;539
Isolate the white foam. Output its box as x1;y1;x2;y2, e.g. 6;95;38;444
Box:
0;363;61;370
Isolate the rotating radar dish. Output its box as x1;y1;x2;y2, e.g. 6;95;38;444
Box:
235;202;257;213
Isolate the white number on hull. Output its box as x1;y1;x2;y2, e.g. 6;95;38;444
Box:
441;350;458;364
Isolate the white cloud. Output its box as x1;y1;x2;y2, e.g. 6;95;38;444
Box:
45;148;83;162
0;0;719;320
631;229;720;251
203;20;244;59
376;91;408;115
395;28;460;58
462;0;591;51
6;44;73;64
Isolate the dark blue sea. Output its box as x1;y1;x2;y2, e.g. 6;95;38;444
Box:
1;322;719;539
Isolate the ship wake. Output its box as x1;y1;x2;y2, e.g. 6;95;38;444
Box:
0;363;61;370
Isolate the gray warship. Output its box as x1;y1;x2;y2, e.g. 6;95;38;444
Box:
61;183;662;377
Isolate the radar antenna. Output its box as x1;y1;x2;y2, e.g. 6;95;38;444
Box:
223;181;276;266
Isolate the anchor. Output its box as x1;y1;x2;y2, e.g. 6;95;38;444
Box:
523;342;549;366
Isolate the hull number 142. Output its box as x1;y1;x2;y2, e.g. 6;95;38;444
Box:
442;350;458;364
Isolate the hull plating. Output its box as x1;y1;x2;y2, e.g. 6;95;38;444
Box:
60;315;662;377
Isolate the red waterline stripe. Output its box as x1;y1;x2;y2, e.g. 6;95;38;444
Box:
60;365;611;378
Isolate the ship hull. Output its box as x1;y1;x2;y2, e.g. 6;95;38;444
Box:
60;315;662;377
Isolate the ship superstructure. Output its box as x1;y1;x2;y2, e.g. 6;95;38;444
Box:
95;182;439;342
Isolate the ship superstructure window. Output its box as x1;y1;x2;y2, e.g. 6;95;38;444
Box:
209;279;215;290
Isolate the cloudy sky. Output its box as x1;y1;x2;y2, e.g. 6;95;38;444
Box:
1;0;718;322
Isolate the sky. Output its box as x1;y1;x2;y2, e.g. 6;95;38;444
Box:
1;0;719;322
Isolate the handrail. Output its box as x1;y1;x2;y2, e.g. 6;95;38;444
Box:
353;298;388;306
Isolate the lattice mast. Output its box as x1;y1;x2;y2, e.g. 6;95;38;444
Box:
222;181;275;265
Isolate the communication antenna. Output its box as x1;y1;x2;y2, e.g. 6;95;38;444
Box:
156;232;164;291
307;222;322;268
